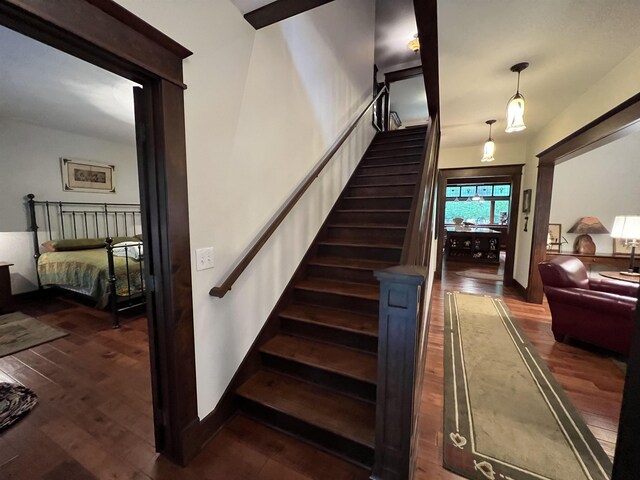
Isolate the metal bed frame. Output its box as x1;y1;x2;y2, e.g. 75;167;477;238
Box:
26;193;146;328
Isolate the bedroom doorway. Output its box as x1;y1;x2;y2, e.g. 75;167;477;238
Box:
0;1;198;468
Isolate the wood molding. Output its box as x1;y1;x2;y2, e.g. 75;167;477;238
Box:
413;0;440;116
244;0;334;29
527;93;640;305
435;165;523;284
385;66;423;84
512;279;527;300
0;1;199;466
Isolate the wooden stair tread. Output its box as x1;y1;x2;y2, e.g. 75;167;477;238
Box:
308;256;395;269
349;182;416;188
261;334;377;383
237;370;375;447
364;153;421;160
280;303;378;337
359;161;420;168
355;171;418;178
343;195;413;200
326;224;406;230
318;239;403;249
335;209;410;213
295;278;380;300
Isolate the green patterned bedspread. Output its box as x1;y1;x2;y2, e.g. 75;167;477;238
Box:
38;249;145;308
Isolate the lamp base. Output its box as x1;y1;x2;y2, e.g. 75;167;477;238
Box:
573;234;596;254
619;271;640;277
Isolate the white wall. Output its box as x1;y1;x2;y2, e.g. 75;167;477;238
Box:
549;132;640;254
115;0;377;418
0;119;139;294
514;45;640;287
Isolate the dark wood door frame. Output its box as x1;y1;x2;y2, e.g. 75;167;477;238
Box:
0;0;200;466
523;92;640;480
526;92;640;304
435;165;523;287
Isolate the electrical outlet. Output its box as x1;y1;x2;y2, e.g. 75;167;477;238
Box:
196;247;214;271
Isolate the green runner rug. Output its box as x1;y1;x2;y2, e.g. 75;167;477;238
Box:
443;292;612;480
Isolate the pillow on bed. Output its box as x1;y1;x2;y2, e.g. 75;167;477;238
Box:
112;241;144;261
110;236;139;245
41;238;106;252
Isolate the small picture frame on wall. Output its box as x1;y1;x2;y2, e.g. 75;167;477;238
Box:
61;158;116;193
522;189;532;214
613;238;633;256
547;224;562;253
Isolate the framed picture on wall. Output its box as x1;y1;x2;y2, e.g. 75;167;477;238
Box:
547;224;562;252
613;238;633;256
61;158;116;193
522;189;532;213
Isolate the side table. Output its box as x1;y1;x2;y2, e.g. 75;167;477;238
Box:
599;271;640;284
0;262;14;314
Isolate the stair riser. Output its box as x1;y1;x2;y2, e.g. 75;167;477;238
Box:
280;317;378;353
317;243;402;262
340;197;412;210
371;136;425;146
331;210;410;225
306;264;379;284
326;226;406;244
347;184;416;197
369;140;423;150
361;154;422;166
377;129;426;139
261;353;377;400
351;173;418;186
238;397;374;467
357;163;420;175
294;289;379;315
367;146;423;156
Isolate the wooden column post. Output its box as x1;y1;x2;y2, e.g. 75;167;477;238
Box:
372;265;428;480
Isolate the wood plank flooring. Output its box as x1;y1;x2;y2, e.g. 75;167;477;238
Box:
414;260;624;479
0;260;624;479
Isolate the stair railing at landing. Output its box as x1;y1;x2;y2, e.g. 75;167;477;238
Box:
209;85;389;298
372;113;441;480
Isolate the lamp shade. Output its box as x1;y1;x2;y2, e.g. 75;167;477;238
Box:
505;93;526;133
611;216;640;240
480;139;495;162
567;217;609;234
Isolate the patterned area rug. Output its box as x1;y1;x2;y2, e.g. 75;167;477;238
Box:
455;270;503;282
444;292;612;480
0;311;68;358
0;383;38;431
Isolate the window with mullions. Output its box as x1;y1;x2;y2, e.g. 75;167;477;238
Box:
445;183;512;225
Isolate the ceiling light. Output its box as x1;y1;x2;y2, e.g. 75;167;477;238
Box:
407;34;420;54
481;120;496;163
505;62;529;133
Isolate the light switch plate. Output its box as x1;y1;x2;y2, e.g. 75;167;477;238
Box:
196;247;214;271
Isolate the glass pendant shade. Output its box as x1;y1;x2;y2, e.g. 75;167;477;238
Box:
481;139;495;162
505;92;526;133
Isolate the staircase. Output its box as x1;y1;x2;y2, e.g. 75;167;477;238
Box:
235;125;428;467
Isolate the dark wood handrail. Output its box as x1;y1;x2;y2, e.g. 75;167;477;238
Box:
401;113;440;266
210;86;389;298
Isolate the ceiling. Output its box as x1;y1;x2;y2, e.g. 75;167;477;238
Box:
0;25;137;145
231;0;273;14
390;76;428;125
375;0;420;74
438;0;640;148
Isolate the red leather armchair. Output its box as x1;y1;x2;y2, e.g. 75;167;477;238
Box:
538;256;638;355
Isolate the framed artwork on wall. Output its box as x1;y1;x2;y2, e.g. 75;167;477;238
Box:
613;238;633;256
547;223;562;252
522;189;532;214
61;158;115;193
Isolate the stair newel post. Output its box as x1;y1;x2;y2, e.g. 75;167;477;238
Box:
372;265;428;480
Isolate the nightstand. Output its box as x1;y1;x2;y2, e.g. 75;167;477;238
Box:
0;262;14;313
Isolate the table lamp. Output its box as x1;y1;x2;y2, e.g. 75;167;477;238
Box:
567;217;609;254
611;215;640;276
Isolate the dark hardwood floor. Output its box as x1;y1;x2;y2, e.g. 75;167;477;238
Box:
0;259;624;479
414;259;625;479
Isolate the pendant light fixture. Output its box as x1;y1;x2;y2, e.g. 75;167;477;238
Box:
480;119;496;163
505;62;529;133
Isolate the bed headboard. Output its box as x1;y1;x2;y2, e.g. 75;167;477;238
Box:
26;193;142;259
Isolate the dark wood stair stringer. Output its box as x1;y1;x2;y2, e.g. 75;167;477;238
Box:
209;126;429;468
